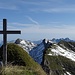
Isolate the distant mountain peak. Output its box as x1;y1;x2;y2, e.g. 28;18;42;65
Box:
15;38;22;44
51;38;74;43
30;39;53;64
15;38;36;53
43;38;53;44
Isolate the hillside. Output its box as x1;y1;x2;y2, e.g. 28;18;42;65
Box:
58;40;75;52
29;39;75;75
42;47;75;75
1;38;75;75
43;41;75;75
0;43;46;75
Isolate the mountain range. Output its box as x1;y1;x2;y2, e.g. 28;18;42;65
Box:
10;38;75;75
51;38;75;43
0;38;75;75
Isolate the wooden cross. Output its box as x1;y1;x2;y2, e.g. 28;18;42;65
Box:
0;19;21;66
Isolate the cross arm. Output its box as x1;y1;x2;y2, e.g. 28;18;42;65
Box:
0;31;21;34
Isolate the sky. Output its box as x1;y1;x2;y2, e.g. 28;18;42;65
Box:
0;0;75;41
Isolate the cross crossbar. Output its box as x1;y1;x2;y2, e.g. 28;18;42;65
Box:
0;31;21;34
0;19;21;66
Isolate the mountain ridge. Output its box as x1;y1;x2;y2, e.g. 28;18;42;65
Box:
29;39;75;75
0;38;75;75
51;38;75;43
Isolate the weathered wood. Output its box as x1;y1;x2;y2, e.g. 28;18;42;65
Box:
0;19;21;66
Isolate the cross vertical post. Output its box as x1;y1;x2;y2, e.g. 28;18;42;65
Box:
3;19;7;66
0;19;21;66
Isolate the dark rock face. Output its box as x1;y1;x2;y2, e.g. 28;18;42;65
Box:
15;38;22;44
43;39;52;49
42;59;50;75
42;58;63;75
30;39;52;64
29;41;45;64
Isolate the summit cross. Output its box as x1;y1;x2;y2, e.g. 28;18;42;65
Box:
0;19;21;66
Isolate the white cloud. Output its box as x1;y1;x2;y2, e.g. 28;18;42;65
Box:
30;5;75;13
20;0;49;5
48;0;63;3
5;21;75;35
21;24;75;35
1;20;75;39
1;20;75;40
27;0;75;13
42;7;75;13
26;16;39;25
8;22;35;27
1;22;38;30
0;5;18;10
0;0;74;13
0;2;18;10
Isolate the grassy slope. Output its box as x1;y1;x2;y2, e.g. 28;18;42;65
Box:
0;43;47;75
1;65;36;75
44;47;75;75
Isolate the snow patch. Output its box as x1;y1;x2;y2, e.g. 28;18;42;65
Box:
48;44;75;62
16;39;36;53
65;71;71;75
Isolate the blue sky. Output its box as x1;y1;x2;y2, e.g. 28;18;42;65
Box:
0;0;75;41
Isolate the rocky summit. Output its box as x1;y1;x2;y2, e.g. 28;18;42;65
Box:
15;38;36;53
29;39;75;75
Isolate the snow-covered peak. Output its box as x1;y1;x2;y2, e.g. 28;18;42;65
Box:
15;38;36;53
20;40;26;45
43;39;53;44
44;39;48;43
48;44;75;62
